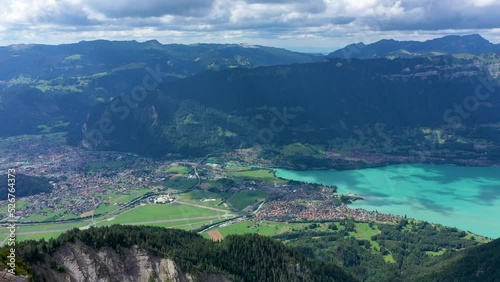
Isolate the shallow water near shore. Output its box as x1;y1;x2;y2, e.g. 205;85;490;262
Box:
274;164;500;238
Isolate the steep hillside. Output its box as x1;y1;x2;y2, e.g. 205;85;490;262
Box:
78;55;500;167
11;225;357;282
3;225;498;282
413;238;500;282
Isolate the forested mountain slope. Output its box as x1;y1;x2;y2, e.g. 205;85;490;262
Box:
7;225;356;282
2;225;498;282
78;55;500;167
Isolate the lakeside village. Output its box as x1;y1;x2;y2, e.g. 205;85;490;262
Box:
0;134;402;227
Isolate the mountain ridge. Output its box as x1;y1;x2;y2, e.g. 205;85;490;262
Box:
329;34;500;59
0;39;324;81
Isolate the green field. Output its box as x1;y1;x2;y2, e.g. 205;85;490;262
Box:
21;208;79;223
282;142;325;158
15;200;32;209
216;220;291;237
94;203;121;215
0;221;87;239
0;207;230;244
185;190;221;201
219;192;233;201
383;254;396;263
227;168;287;185
0;216;225;244
15;232;63;242
227;191;268;210
99;203;223;225
349;223;382;251
164;178;198;191
105;189;152;204
212;220;401;263
126;217;224;230
17;221;88;234
95;188;153;214
167;165;192;175
425;250;447;257
0;221;90;245
181;190;227;209
212;220;340;238
85;161;126;172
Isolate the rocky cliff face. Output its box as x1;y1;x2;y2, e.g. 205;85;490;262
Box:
31;240;231;282
0;271;29;282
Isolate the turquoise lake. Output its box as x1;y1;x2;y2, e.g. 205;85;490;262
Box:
274;164;500;238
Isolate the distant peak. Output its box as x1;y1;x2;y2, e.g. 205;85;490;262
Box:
329;34;497;59
462;33;484;39
435;34;489;42
144;39;161;45
77;39;139;44
7;43;34;51
239;43;258;49
462;34;489;42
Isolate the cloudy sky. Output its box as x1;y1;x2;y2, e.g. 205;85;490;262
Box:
1;0;500;53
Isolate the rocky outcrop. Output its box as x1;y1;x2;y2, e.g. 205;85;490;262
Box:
0;270;29;282
31;240;230;282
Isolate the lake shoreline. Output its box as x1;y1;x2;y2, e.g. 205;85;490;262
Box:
272;157;499;172
273;164;500;238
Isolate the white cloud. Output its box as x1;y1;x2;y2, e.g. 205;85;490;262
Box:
466;0;498;7
0;0;498;52
84;0;216;18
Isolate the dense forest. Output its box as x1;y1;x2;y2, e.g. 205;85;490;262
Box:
77;55;500;166
415;237;500;281
276;220;490;282
10;225;356;282
2;224;498;281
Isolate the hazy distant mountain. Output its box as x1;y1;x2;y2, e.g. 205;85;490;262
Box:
0;40;323;138
329;34;500;59
0;39;323;84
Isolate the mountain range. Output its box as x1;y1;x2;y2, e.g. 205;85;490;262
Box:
0;40;322;83
329;34;500;59
77;54;500;168
0;40;322;137
2;35;500;168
